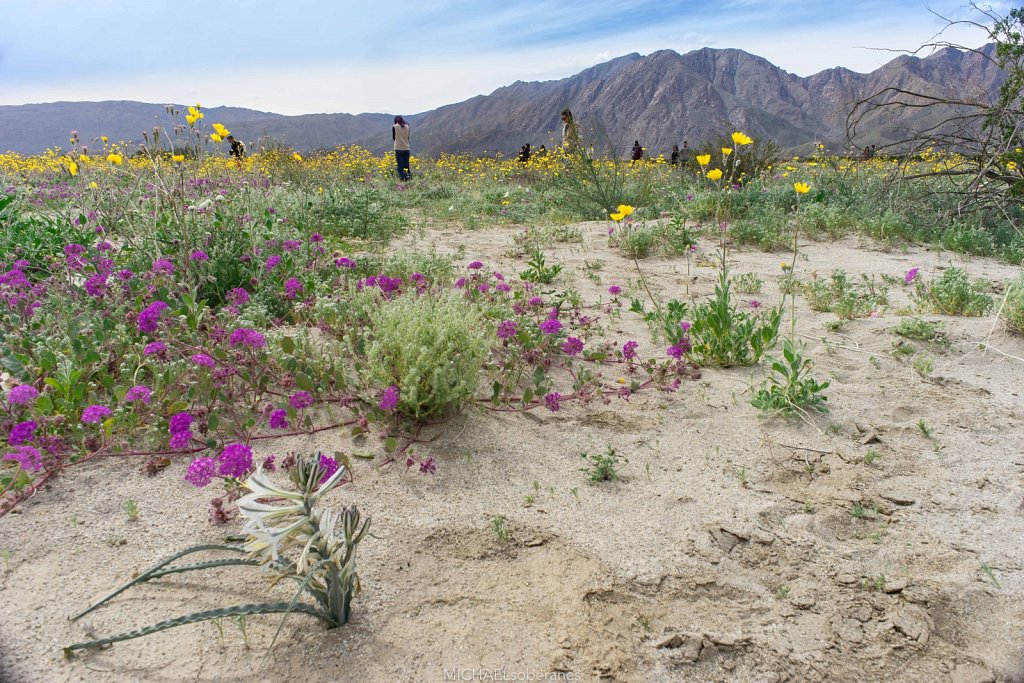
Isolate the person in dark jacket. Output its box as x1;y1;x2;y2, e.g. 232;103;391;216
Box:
670;144;680;166
392;115;411;180
631;140;643;163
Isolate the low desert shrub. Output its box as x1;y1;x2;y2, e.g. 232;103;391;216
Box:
1002;275;1024;334
912;266;993;316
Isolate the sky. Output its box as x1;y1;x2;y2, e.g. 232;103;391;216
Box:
0;1;1014;116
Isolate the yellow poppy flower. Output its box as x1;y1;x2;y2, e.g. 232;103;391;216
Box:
722;147;732;156
707;168;723;181
696;154;711;166
212;123;230;138
106;153;122;165
185;115;197;127
793;182;810;194
610;211;624;221
210;134;222;143
616;204;634;217
731;132;752;146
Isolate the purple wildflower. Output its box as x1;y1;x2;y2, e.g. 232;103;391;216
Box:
289;391;314;409
318;454;339;483
125;385;152;404
228;288;250;307
419;457;437;475
454;277;466;288
137;300;169;334
496;282;511;292
310;233;324;243
283;239;302;252
539;319;562;335
468;261;484;270
7;385;39;406
192;353;216;368
528;296;543;306
679;321;692;332
81;404;112;424
544;392;562;412
264;255;281;271
184;457;216;487
269;409;289;429
118;269;134;281
497;320;517;340
168;411;192;435
262;454;277;472
905;267;920;285
749;300;762;309
608;285;622;296
4;445;43;471
143;341;167;356
562;337;584;356
169;430;192;449
284;278;303;298
8;421;37;446
335;257;356;269
378;385;400;411
152;258;175;276
477;283;490;294
189;250;209;262
623;340;639;360
229;328;266;349
217;443;253;478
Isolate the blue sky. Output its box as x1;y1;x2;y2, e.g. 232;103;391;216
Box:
0;1;1010;115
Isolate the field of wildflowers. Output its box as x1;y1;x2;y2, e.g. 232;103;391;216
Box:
1;110;1023;681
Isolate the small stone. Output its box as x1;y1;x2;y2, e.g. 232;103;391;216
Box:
860;431;882;445
879;487;916;506
524;537;545;547
836;573;859;585
790;592;816;609
657;634;685;649
891;604;931;644
753;531;776;545
883;577;908;594
722;658;736;671
836;618;864;643
852;606;873;622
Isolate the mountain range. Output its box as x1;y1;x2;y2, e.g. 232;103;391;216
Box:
0;45;1004;158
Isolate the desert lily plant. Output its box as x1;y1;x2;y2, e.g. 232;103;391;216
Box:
65;456;370;655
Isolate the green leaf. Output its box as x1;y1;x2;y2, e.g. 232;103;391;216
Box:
207;414;219;431
281;337;295;354
295;373;314;391
167;401;188;415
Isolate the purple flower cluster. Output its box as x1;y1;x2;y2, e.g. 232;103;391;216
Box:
151;258;175;276
608;285;622;296
270;409;289;429
8;420;37;446
169;411;193;449
335;257;356;269
143;341;167;357
7;385;39;406
623;340;639;360
539;319;562;335
284;277;303;299
125;385;152;404
138;301;169;334
264;255;281;271
467;261;484;270
318;453;339;483
419;457;436;475
64;243;87;270
905;267;920;285
81;404;112;424
378;385;400;411
229;328;266;349
0;266;45;318
217;443;253;478
544;392;562;412
228;288;250;307
184;457;216;486
497;320;517;340
189;250;209;262
562;336;584;356
192;353;216;368
289;391;314;409
3;445;42;471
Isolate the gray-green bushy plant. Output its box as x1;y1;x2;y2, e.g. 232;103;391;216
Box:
913;266;993;316
689;271;782;367
1002;274;1024;333
367;291;489;418
752;338;830;414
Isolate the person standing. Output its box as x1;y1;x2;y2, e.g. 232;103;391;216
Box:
560;108;579;150
392;115;411;181
631;140;643;163
670;144;680;166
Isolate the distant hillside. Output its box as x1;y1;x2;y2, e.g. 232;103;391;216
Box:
0;45;1003;158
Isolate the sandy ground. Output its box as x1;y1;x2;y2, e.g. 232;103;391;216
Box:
1;220;1023;683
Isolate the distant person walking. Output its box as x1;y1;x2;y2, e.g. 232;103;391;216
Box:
560;108;579;150
392;115;411;181
518;143;532;163
670;144;680;166
631;140;643;163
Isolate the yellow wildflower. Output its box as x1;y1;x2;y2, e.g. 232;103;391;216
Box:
293;152;303;161
101;136;108;143
212;123;230;138
696;154;711;166
722;147;732;156
210;134;222;143
106;153;122;165
616;204;634;217
793;182;810;194
731;132;752;146
172;154;185;163
707;168;723;181
89;181;98;190
185;115;197;127
67;160;78;176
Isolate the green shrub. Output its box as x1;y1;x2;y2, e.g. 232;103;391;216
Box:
690;271;782;367
803;271;888;319
1002;275;1024;334
913;267;993;316
892;317;949;345
366;291;489;419
752;338;830;414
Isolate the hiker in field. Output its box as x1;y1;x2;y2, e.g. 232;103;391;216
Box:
537;145;547;157
631;140;643;163
518;143;532;163
560;108;579;150
392;115;411;181
227;135;245;162
670;144;680;166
